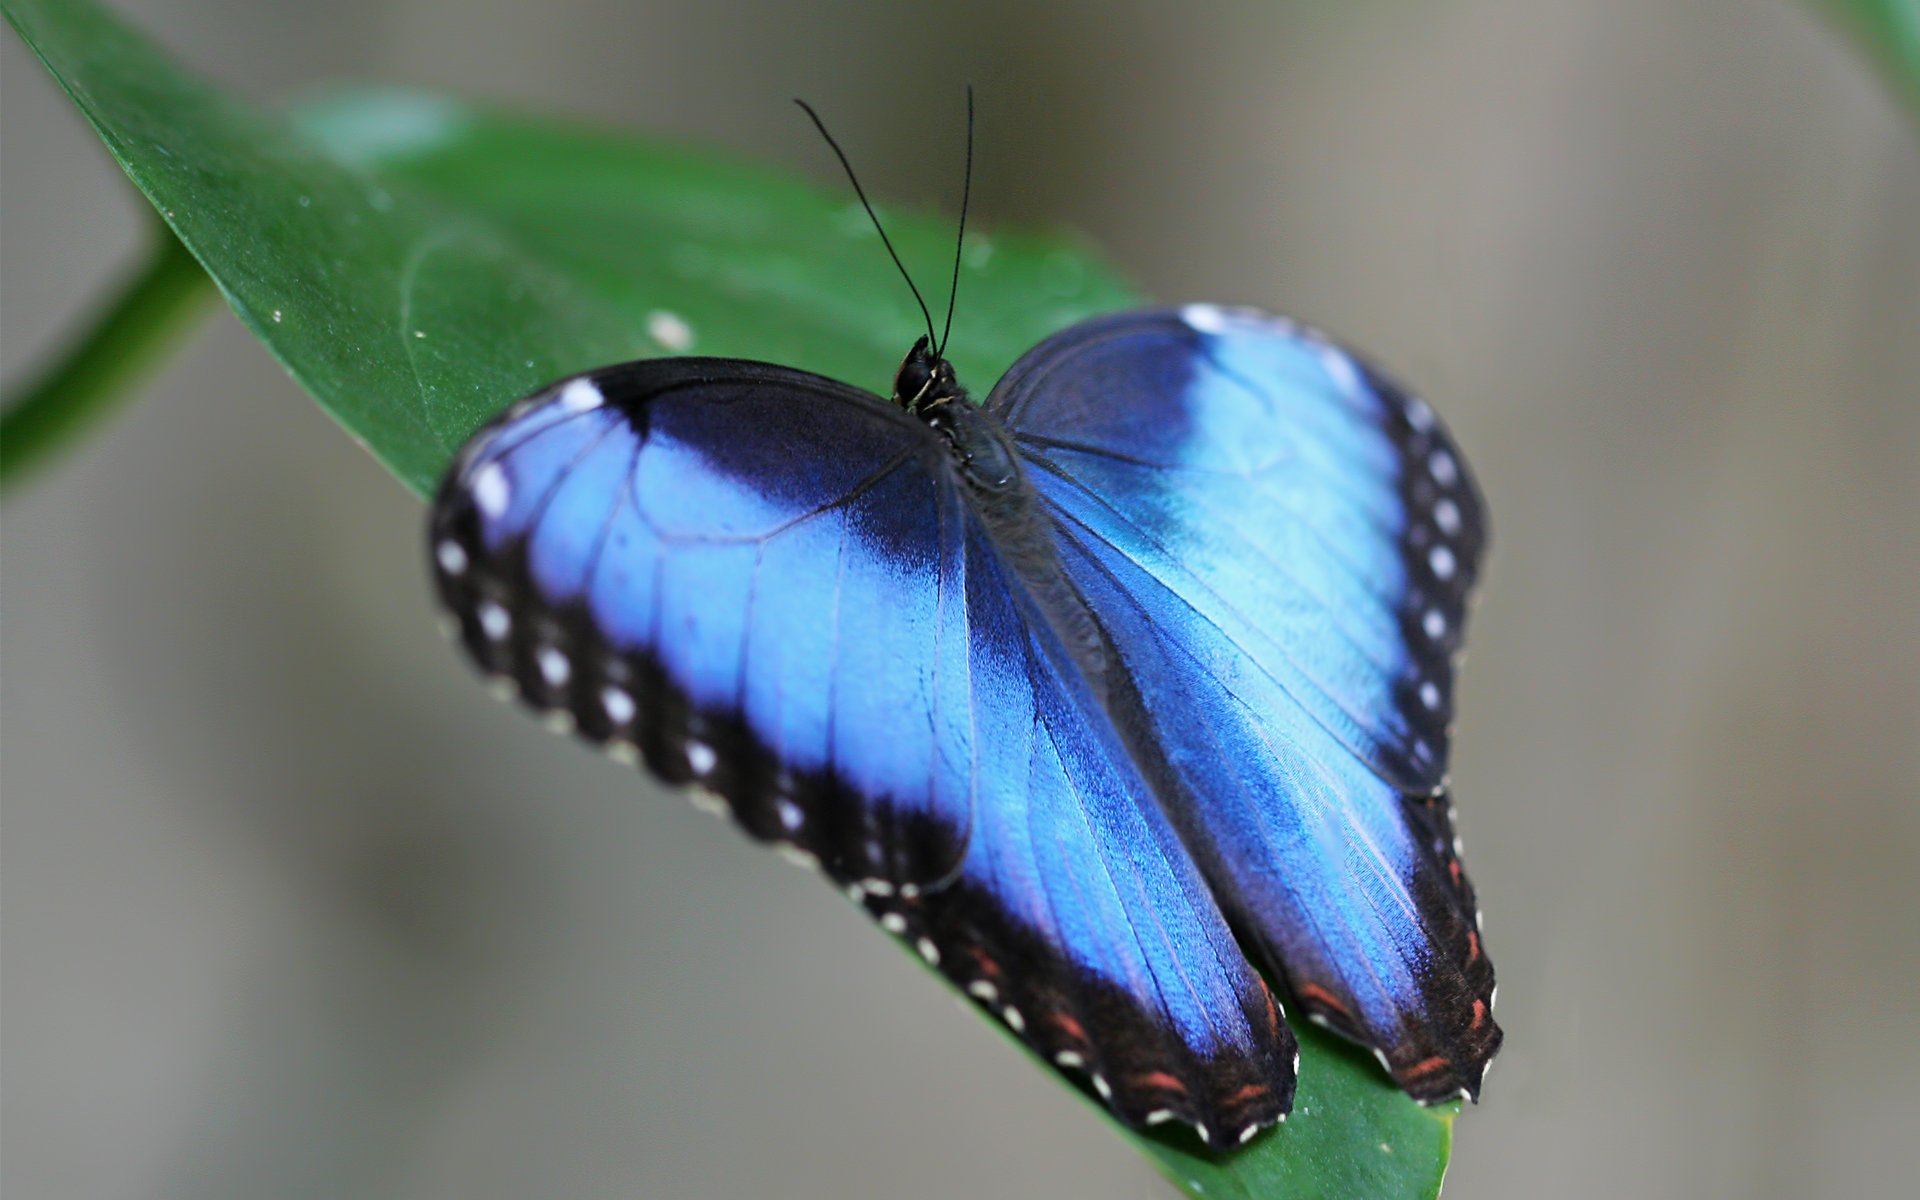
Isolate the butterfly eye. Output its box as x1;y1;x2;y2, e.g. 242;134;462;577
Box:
892;336;938;408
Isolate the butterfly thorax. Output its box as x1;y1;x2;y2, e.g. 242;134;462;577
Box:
892;337;1018;496
896;342;1115;708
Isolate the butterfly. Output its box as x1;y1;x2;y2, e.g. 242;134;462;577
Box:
427;101;1499;1151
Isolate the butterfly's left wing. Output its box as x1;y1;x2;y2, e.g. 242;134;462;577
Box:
992;306;1501;1102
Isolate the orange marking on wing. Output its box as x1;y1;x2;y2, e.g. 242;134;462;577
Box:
1224;1083;1270;1108
1299;982;1349;1017
1049;1012;1087;1044
969;947;1002;979
1401;1055;1449;1079
1448;858;1464;886
1466;930;1481;963
1132;1071;1189;1095
1471;998;1487;1029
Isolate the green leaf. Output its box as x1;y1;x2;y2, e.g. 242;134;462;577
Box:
1074;1021;1454;1199
4;0;1458;1194
4;0;1137;497
1806;0;1920;125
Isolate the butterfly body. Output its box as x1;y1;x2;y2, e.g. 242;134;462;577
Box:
429;305;1499;1147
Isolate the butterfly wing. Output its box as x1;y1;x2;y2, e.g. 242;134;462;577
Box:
991;306;1500;1102
429;358;1295;1145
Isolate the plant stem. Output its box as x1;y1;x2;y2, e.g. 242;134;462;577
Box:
1;228;212;490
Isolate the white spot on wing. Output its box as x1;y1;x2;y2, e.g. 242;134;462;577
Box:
1238;1124;1261;1145
916;938;940;965
1001;1006;1026;1033
436;540;468;576
686;740;716;776
537;647;571;687
1429;449;1459;488
1430;544;1457;581
1423;608;1447;640
1419;681;1441;710
558;377;603;412
1434;497;1462;536
880;912;908;934
600;685;635;726
967;980;999;1002
478;602;510;640
1179;302;1277;338
777;799;803;832
473;463;509;518
1144;1109;1174;1126
1318;347;1361;395
1180;303;1235;335
648;309;695;352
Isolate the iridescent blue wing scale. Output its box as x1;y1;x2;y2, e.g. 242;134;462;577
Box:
990;306;1500;1102
429;359;1294;1146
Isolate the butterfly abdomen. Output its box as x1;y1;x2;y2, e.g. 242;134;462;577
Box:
934;401;1114;705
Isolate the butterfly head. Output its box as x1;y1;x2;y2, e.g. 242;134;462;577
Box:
796;92;976;419
893;335;964;414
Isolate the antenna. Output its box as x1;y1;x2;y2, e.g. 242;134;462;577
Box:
938;84;974;357
794;98;938;351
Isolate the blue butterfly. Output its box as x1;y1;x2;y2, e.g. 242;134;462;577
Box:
428;105;1498;1150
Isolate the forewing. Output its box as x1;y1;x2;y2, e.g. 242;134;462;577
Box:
429;358;1295;1144
993;307;1500;1102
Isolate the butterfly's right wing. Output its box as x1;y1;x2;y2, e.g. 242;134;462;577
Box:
428;359;1294;1146
991;309;1498;1104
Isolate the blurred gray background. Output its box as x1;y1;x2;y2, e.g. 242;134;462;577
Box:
4;1;1916;1197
